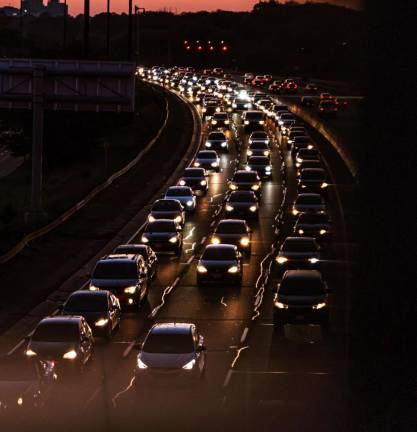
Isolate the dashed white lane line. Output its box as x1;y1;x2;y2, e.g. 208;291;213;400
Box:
223;369;233;387
123;341;136;358
240;327;249;344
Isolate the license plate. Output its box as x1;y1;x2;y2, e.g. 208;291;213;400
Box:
296;315;304;320
154;243;163;248
212;273;222;279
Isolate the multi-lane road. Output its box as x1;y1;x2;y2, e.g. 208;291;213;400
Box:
1;72;355;432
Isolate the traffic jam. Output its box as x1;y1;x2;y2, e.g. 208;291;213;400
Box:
1;65;346;425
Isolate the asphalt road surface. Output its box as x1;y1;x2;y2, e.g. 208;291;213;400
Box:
5;87;354;432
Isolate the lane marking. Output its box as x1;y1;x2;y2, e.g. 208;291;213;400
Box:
231;345;249;369
220;296;227;307
240;327;249;344
223;369;233;387
111;376;136;408
123;341;136;358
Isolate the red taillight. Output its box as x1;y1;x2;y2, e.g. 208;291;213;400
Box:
320;108;324;111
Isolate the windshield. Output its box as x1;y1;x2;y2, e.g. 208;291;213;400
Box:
202;247;236;260
217;222;246;234
152;200;181;211
229;192;257;203
245;112;264;120
166;188;191;197
65;294;109;313
208;133;226;140
280;114;294;120
282;239;317;252
143;332;194;354
250;132;268;139
296;195;322;205
248;157;269;165
280;277;324;296
249;142;269;150
114;246;147;258
184;169;204;178
301;170;326;180
32;322;79;342
93;261;137;279
145;221;176;232
214;113;227;119
198;152;216;159
298;214;328;224
234;172;258;182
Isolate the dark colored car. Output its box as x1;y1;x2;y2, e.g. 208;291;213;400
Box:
248;130;270;145
246;141;271;160
193;150;220;172
295;148;321;167
90;254;149;306
292;193;326;216
273;270;329;327
242;110;266;132
205;131;230;152
197;244;243;286
211;219;252;255
178;167;208;195
0;356;56;415
301;96;316;107
305;83;318;93
276;237;320;271
25;317;94;371
141;220;183;256
245;156;272;179
318;100;338;115
210;112;230;129
291;136;314;155
164;186;196;212
202;99;222;118
61;290;121;339
294;213;331;240
298;168;329;193
113;244;158;280
135;323;206;385
296;159;323;178
228;170;262;198
148;199;185;225
225;191;259;219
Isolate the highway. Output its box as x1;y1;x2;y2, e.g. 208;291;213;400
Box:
2;74;354;432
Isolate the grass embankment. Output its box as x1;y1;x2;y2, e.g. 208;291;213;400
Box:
0;82;166;255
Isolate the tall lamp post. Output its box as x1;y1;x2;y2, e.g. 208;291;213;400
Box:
134;6;145;65
106;0;111;57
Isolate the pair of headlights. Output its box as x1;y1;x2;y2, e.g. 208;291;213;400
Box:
197;265;239;274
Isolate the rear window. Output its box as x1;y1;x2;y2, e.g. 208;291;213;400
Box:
184;169;204;178
250;132;268;139
249;142;269;150
65;294;109;313
245;112;264;120
248;157;269;165
32;321;79;342
229;192;257;203
300;170;326;180
166;188;191;197
114;245;148;258
198;151;216;159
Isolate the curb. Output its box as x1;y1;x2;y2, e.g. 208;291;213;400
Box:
0;86;169;265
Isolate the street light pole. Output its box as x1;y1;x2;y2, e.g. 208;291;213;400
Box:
127;0;133;60
106;0;111;57
84;0;90;58
63;0;68;51
134;6;145;65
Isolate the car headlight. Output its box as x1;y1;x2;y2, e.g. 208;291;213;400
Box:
179;179;186;186
240;237;250;247
296;157;303;163
169;236;178;243
224;120;230;124
263;150;270;156
175;216;183;223
205;142;212;147
277;256;288;264
288;139;293;144
279;121;283;125
228;266;239;274
124;286;137;294
211;162;219;167
194;162;200;167
141;235;149;243
292;209;299;216
249;205;257;212
320;229;327;235
308;144;314;150
226;205;234;212
309;257;319;264
148;215;155;222
312;302;327;310
245;166;252;171
202;108;207;112
137;358;148;369
197;265;208;273
182;359;196;370
321;182;328;189
229;183;237;190
200;180;207;186
221;142;227;148
274;301;288;309
259;120;264;125
211;237;220;244
25;349;37;357
295;162;301;168
244;120;249;125
247;150;253;156
298;229;304;234
232;103;237;108
186;200;194;207
63;350;77;360
95;318;109;327
211;120;217;125
251;184;260;191
265;166;272;171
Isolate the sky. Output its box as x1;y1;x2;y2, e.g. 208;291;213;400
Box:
0;0;362;16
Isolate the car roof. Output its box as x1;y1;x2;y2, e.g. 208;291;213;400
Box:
69;290;109;298
296;193;322;199
100;254;138;263
39;316;82;326
284;236;316;243
205;243;237;251
282;269;322;281
150;322;194;335
218;219;246;225
166;186;192;192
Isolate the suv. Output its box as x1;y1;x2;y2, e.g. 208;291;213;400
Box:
89;254;149;307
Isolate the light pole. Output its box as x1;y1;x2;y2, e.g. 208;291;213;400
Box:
134;6;145;65
106;0;110;57
84;0;90;58
63;0;67;51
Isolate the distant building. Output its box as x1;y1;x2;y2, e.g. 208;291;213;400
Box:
0;6;20;16
20;0;67;17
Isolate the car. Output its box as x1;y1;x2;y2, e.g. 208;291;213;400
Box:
193;150;220;172
211;219;252;255
283;82;298;94
271;105;290;125
294;212;331;240
298;168;329;193
256;98;273;111
148;199;185;225
277;111;295;128
244;73;255;84
252;75;266;87
273;270;329;327
245;156;272;179
228;170;262;198
113;244;158;279
296;159;323;178
248;130;270;145
242;110;266;132
205;131;230;152
292;193;326;216
231;97;252;111
212;67;224;76
210;112;230;129
197;244;243;286
89;254;149;306
268;81;283;93
246;141;271;160
252;93;269;104
335;98;348;110
320;92;333;100
225;191;259;219
141;219;183;256
178;167;208;195
290;135;313;154
0;356;57;414
295;148;320;166
301;96;316;107
287;129;308;145
318;100;339;115
276;237;320;270
280;119;296;136
202;99;222;118
135;323;206;385
164;186;196;212
304;83;318;93
263;75;273;85
25;316;94;371
60;290;121;339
